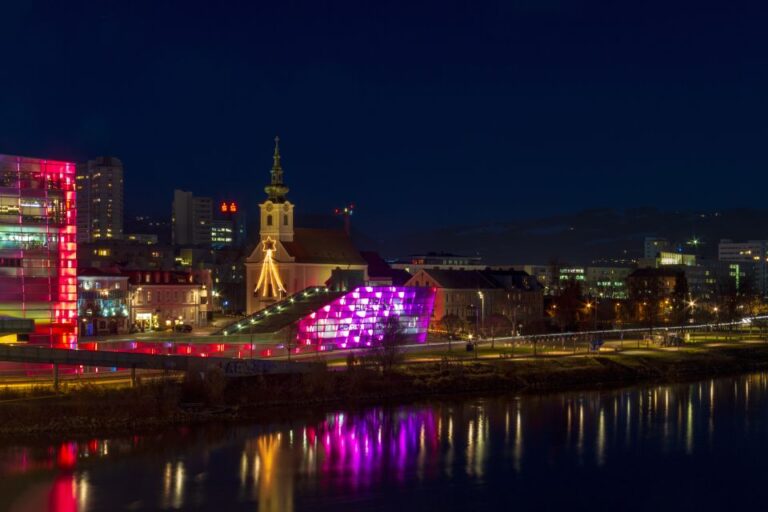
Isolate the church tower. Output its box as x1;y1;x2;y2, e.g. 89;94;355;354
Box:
259;136;294;242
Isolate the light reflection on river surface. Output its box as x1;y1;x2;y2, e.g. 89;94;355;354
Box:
3;373;768;511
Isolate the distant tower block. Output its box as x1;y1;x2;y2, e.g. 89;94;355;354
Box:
334;203;355;235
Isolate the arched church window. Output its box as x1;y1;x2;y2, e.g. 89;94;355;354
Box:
267;215;273;226
283;214;288;226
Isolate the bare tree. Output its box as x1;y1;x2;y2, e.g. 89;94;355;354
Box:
553;279;582;331
440;314;464;351
368;316;407;374
486;313;512;349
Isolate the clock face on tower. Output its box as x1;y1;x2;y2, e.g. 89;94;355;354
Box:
265;203;274;212
283;204;290;212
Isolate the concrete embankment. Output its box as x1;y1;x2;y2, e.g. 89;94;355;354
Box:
1;342;768;438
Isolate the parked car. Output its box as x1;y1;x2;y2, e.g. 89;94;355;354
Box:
174;324;193;333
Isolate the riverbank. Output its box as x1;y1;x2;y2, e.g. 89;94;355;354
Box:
2;340;768;438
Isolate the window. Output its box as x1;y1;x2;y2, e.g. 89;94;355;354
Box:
267;215;273;226
283;214;288;226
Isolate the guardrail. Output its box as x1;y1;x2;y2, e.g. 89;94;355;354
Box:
0;344;324;378
491;315;768;343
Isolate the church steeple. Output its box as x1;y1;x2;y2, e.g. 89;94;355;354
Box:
259;136;294;243
265;136;289;202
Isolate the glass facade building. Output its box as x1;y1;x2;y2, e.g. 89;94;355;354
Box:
296;286;435;349
0;155;77;344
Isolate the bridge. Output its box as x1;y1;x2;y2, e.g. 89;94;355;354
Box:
0;343;324;388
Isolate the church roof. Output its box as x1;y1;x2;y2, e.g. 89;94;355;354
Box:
360;251;412;285
282;228;367;265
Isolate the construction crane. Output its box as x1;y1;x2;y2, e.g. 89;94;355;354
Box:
334;203;355;235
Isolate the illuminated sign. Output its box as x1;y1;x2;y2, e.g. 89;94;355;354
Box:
220;201;238;214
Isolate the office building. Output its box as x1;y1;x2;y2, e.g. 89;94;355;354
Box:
0;154;77;344
644;237;670;259
718;239;768;295
172;190;213;246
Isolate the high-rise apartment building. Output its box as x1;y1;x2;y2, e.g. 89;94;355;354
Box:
172;190;212;245
76;156;124;243
0;154;77;344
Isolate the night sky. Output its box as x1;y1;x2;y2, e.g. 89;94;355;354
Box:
1;1;767;234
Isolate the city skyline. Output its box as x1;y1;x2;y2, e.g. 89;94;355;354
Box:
3;1;768;234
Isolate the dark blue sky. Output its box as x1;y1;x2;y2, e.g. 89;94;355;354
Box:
1;1;767;234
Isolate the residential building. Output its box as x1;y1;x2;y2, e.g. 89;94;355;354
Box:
77;269;130;336
405;268;543;332
172;190;212;246
361;251;412;286
127;269;211;330
0;154;77;344
76;156;124;243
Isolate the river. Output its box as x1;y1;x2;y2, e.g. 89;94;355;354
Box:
2;373;767;511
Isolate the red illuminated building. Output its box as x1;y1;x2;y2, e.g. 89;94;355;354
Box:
0;155;77;345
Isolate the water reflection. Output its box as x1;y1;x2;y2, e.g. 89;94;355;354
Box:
4;373;768;510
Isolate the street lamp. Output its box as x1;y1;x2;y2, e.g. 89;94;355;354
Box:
477;291;485;338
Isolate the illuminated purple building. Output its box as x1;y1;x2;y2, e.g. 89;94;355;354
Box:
296;286;435;349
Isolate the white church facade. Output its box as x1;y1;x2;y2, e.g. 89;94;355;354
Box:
245;138;368;314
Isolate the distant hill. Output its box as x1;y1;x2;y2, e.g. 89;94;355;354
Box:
370;208;768;265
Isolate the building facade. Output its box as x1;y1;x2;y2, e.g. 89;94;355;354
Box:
245;138;368;314
0;154;77;344
77;270;130;336
644;236;670;259
78;240;175;270
718;239;768;296
585;266;633;299
211;219;234;247
391;253;485;274
127;270;210;331
405;268;543;332
296;286;435;349
76;156;124;243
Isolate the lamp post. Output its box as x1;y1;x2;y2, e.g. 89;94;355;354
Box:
591;297;599;331
477;291;485;338
688;299;696;325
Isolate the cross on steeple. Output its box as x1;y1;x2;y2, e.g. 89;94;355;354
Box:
265;135;289;202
